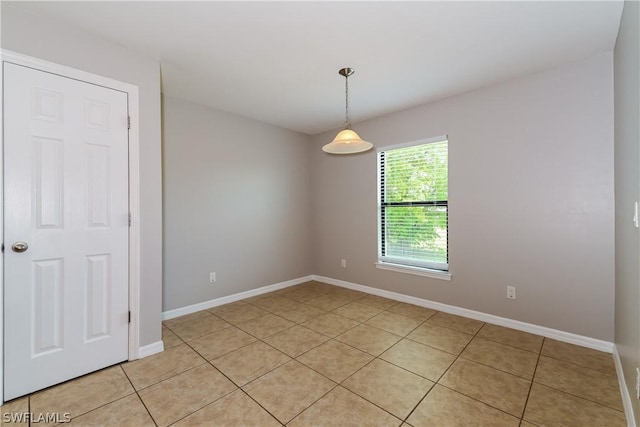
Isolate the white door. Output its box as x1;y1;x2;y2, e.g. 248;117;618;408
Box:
3;62;130;400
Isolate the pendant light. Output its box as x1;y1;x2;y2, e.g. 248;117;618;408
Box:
322;67;373;154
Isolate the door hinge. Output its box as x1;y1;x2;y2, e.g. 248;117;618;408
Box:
127;116;131;130
128;311;131;323
1;243;4;253
128;213;132;227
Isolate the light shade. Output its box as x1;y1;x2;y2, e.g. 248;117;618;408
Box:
322;129;373;154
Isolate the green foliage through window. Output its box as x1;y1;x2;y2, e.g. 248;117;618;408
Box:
379;140;448;271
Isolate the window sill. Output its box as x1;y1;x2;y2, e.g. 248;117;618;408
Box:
375;262;451;281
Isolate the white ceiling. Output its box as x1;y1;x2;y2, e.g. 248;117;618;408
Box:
8;1;624;135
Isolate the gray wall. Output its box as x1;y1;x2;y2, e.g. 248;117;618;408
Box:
1;4;163;347
311;53;615;341
162;96;312;311
614;0;640;423
0;1;622;352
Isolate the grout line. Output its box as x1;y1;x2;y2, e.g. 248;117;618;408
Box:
182;338;286;425
531;378;627;414
283;383;341;425
436;383;523;421
454;355;536;382
237;389;285;426
162;387;239;426
535;353;619;377
23;364;135;425
256;291;411;422
119;363;159;427
402;382;434;423
139;282;626;425
521;336;544;425
401;318;535;422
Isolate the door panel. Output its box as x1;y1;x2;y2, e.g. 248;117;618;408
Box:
4;62;130;400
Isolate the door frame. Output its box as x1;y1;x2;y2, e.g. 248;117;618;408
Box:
0;49;141;402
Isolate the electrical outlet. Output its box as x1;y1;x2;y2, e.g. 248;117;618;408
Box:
209;272;216;283
636;367;639;400
507;286;516;299
341;259;347;268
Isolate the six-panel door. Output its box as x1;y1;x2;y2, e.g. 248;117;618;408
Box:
3;62;130;400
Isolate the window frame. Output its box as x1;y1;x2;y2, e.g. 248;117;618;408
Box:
376;135;451;280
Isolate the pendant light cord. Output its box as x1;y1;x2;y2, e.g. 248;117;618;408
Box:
344;74;350;130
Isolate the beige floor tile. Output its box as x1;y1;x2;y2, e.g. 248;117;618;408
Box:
358;294;398;310
139;364;236;427
9;281;630;427
542;339;616;375
331;302;382;322
162;326;183;349
244;292;276;303
1;397;29;427
342;359;433;419
426;312;484;335
279;283;306;291
289;386;401;427
209;301;269;325
236;313;295;338
336;324;402;356
439;359;530;417
168;314;232;341
121;344;206;390
243;360;335;424
386;303;437;321
163;311;212;328
302;313;359;337
461;337;539;379
326;288;368;302
297;281;337;293
208;300;247;314
280;287;325;302
407;385;520;427
188;326;256;360
248;294;297;312
212;341;290;386
534;356;622;411
173;389;280;427
274;302;326;323
476;324;543;353
366;311;423;336
263;325;330;357
305;294;351;311
272;285;297;295
380;338;455;381
67;394;154;426
30;366;134;422
407;323;473;354
297;339;374;383
524;383;626;427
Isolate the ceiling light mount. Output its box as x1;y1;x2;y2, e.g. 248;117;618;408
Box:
322;67;373;154
338;67;354;78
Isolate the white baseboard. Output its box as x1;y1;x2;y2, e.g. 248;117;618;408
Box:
312;275;614;353
613;345;638;427
162;275;314;321
161;273;613;353
159;273;633;422
138;340;164;359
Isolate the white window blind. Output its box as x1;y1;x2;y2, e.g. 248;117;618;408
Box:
378;139;448;271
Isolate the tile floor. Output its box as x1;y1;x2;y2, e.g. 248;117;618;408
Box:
1;281;626;427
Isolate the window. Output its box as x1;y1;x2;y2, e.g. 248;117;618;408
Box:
377;137;449;274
